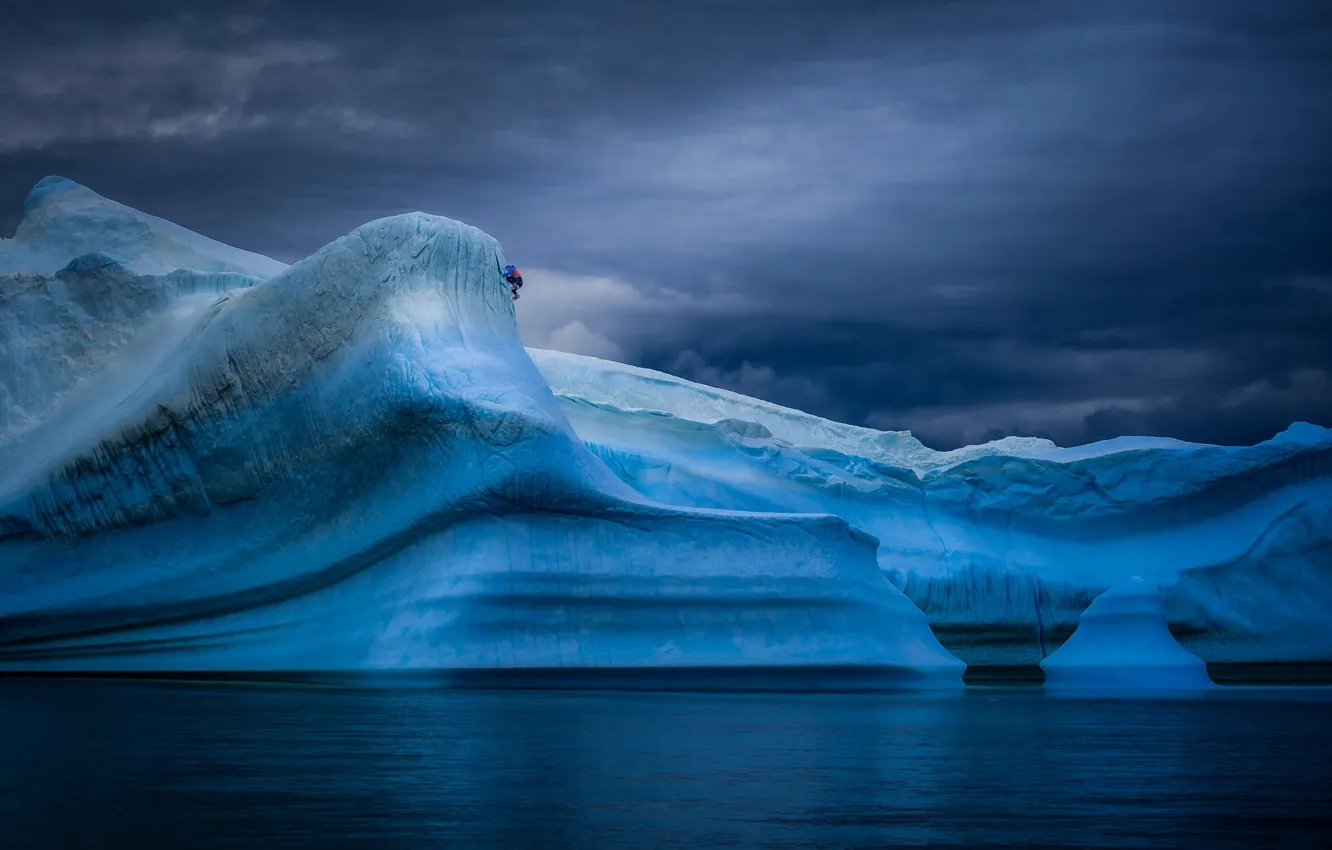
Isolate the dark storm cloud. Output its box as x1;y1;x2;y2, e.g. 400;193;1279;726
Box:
3;0;1330;448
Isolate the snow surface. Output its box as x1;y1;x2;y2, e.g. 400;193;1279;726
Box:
1041;577;1214;692
0;178;960;683
531;351;1332;666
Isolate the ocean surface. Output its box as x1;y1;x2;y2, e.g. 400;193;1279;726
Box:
2;679;1330;849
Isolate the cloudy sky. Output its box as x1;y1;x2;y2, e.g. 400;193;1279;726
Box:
3;0;1330;448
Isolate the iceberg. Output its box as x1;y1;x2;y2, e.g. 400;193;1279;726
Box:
0;178;961;685
1040;577;1214;692
531;351;1332;668
3;176;1327;681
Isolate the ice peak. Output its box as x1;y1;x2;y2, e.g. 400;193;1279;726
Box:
2;175;288;279
344;210;490;246
18;176;108;224
32;174;76;189
26;173;79;199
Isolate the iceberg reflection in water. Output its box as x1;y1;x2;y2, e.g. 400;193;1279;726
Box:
2;679;1329;848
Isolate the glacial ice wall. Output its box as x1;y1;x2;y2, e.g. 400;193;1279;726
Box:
531;349;1332;667
0;178;960;682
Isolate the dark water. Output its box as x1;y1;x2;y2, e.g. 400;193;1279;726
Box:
2;680;1330;849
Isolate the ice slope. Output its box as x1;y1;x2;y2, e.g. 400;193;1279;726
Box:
531;350;1332;667
533;349;1056;473
0;176;288;278
1041;578;1214;692
0;179;961;682
1;254;261;447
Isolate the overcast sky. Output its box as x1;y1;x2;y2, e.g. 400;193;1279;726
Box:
3;0;1330;448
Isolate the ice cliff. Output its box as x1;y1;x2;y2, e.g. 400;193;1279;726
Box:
532;350;1332;667
0;178;960;683
1040;577;1214;692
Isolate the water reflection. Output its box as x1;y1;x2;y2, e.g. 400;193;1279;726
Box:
1;681;1329;848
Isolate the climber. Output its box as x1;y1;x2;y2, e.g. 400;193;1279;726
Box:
503;264;524;301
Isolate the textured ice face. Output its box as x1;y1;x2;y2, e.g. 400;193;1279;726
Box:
532;349;1332;667
0;179;961;683
1040;578;1214;692
0;254;260;447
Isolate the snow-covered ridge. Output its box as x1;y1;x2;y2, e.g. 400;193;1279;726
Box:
0;178;960;682
532;348;1059;474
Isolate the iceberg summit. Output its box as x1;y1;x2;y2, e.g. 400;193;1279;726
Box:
1;177;1329;684
0;178;960;685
